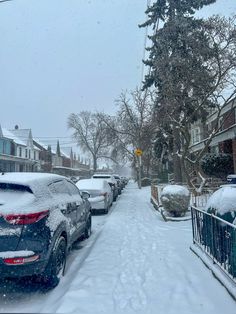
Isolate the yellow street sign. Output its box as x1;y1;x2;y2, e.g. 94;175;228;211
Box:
135;148;143;156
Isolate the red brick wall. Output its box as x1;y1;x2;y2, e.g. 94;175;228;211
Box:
232;139;236;173
223;110;235;130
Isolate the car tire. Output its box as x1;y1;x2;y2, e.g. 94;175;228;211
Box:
104;206;109;214
41;236;67;290
84;215;92;239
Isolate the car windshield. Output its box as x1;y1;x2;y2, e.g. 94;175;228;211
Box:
0;183;33;194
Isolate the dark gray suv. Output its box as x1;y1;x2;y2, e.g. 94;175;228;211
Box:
0;172;92;288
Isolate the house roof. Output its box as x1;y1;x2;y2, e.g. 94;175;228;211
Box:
9;129;31;146
1;128;26;146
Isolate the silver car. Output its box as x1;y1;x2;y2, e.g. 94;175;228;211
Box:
76;179;113;214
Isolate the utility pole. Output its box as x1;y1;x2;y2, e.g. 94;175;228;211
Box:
0;0;14;3
135;149;143;189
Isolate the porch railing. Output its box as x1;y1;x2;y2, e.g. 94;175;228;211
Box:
191;206;236;283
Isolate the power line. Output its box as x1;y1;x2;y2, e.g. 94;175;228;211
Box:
0;0;14;3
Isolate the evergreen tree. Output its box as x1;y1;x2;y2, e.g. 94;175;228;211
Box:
140;1;236;188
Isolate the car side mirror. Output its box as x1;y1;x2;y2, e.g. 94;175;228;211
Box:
81;191;90;199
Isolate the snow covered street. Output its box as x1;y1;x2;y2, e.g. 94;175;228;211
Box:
0;183;235;313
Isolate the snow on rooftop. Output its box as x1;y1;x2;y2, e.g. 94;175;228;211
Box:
9;129;30;146
2;128;26;146
33;138;56;154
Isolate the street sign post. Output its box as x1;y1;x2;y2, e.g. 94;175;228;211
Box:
134;149;143;189
134;148;143;157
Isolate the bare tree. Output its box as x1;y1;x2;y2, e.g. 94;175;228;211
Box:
99;88;155;187
68;111;114;172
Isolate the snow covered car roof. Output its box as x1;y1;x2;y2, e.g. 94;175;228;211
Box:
206;185;236;217
93;173;113;177
0;172;63;185
76;178;106;190
0;172;66;198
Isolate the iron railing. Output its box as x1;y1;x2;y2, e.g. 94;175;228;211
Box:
189;188;216;208
191;206;236;283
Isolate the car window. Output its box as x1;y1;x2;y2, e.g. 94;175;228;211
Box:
48;180;69;195
0;183;33;194
65;180;81;196
93;175;111;179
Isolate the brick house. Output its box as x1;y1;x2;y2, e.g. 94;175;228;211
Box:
190;97;236;173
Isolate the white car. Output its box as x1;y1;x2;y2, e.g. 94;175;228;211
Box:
92;173;119;202
76;178;113;214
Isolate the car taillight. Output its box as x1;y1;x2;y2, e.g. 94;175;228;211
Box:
100;192;107;197
3;255;39;265
3;210;49;225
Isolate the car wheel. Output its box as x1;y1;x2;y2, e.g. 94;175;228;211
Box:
84;215;92;239
42;236;67;289
104;206;109;214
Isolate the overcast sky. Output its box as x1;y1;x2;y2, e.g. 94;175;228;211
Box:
0;0;236;152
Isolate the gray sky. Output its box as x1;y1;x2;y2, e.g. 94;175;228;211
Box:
0;0;236;152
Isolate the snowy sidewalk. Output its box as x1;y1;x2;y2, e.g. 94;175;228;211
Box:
46;183;235;314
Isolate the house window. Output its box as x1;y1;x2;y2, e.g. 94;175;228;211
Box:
29;150;31;159
19;147;22;157
191;127;201;144
3;141;6;154
25;149;28;158
34;151;36;160
218;116;223;131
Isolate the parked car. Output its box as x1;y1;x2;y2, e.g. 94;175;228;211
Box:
0;172;92;289
76;178;113;214
92;173;119;201
113;174;123;194
121;176;129;186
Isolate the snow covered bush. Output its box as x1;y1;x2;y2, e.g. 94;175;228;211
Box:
160;185;190;217
201;153;233;180
141;177;151;187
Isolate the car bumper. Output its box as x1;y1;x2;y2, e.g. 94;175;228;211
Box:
0;258;48;278
91;200;106;210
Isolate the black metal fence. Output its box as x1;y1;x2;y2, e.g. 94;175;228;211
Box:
191;206;236;283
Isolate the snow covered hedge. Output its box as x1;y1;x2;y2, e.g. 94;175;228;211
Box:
201;153;233;179
160;185;190;217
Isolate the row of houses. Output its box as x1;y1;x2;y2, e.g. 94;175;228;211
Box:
190;97;236;172
0;125;91;178
156;97;236;182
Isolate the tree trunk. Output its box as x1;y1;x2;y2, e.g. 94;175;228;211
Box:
93;156;97;173
172;127;183;183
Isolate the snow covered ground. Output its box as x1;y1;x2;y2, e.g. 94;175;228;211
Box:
0;183;235;313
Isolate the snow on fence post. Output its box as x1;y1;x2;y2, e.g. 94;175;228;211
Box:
151;184;159;209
